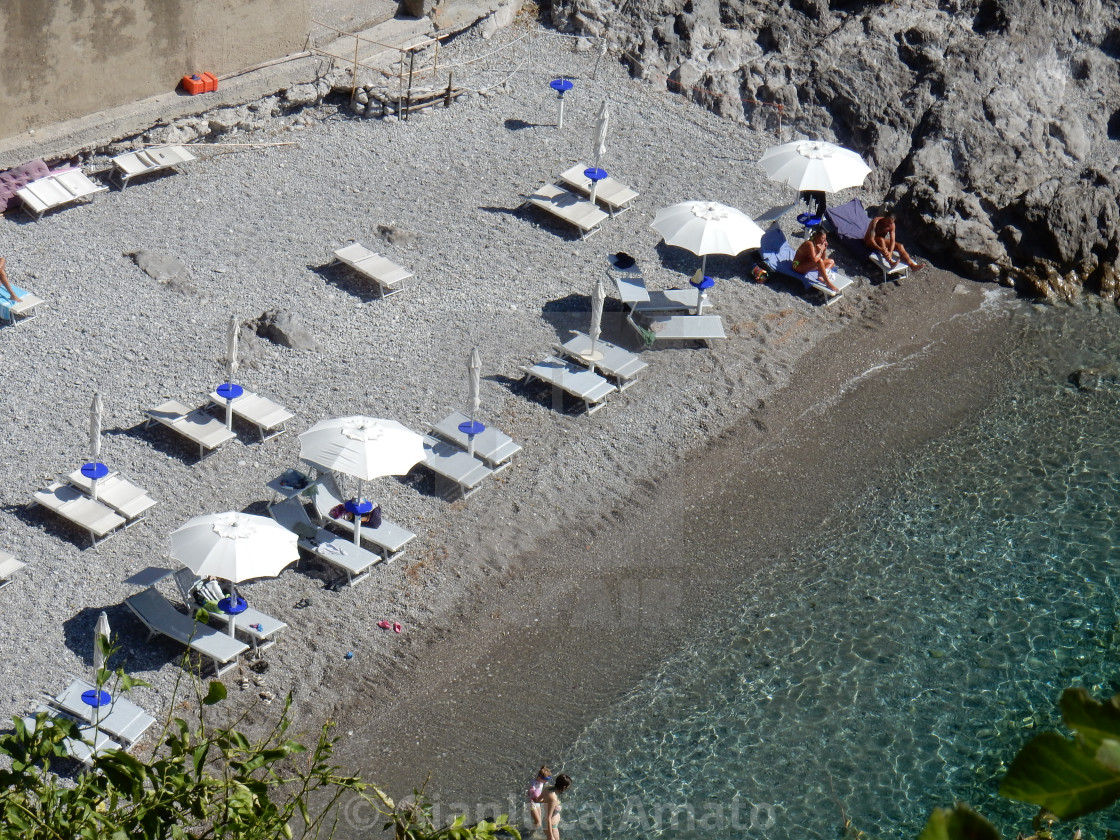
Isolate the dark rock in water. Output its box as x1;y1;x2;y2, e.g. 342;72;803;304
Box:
546;0;1120;299
377;223;419;247
1070;365;1120;392
252;309;319;351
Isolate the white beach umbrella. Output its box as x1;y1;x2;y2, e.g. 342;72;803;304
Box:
465;348;482;458
93;610;110;674
591;100;610;169
88;392;104;500
298;417;425;544
651;201;765;275
587;276;606;374
757;140;872;193
223;316;240;430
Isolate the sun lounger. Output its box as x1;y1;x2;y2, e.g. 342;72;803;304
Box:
627;311;727;346
0;550;26;589
207;389;294;441
758;226;852;306
111;145;196;188
0;284;45;325
604;255;710;314
266;468;313;502
125;587;249;677
826;198;910;283
49;678;156;748
331;242;413;298
558;163;639;215
420;434;493;499
144;399;237;459
16;169;107;219
552;331;649;390
30;482;127;547
520;355;617;414
171;568;286;651
523;183;609;239
23;709;121;766
429;411;522;472
269;497;381;586
309;474;416;561
66;469;157;522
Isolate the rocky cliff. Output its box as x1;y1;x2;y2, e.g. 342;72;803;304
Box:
545;0;1120;301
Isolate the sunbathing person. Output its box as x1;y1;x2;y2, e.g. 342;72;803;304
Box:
864;214;924;271
792;230;839;293
0;257;21;303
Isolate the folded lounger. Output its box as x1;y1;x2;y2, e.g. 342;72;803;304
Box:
111;145;197;188
268;497;380;586
125;587;249;677
523;183;609;239
66;469;158;522
49;678;156;749
429;410;521;472
520;355;617;414
144;400;237;459
557;163;639;215
331;242;413;298
207;389;294;441
30;482;127;547
171;568;287;651
420;434;494;499
0;550;26;589
22;709;121;766
16;169;107;219
604;255;710;314
0;284;45;325
758;226;852;306
308;474;416;561
826;198;910;283
551;331;648;391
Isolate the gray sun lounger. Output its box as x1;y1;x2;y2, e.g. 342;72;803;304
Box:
30;482;127;547
421;434;493;499
552;331;649;391
207;389;294;441
331;242;413;298
309;474;416;561
49;678;156;748
269;497;381;586
604;256;710;314
628;311;727;347
558;163;639;216
125;587;249;677
171;568;286;651
0;550;26;589
520;355;617;414
523;183;609;239
16;169;107;220
111;144;197;188
23;709;121;766
429;410;521;472
144;399;237;459
66;469;158;522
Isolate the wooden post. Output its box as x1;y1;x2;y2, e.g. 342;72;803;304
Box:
397;47;405;118
445;71;453;108
350;33;360;102
404;49;416;121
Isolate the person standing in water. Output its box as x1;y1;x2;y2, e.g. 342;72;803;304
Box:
541;774;572;840
527;765;551;828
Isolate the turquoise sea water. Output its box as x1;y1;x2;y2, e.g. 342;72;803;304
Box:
563;301;1120;840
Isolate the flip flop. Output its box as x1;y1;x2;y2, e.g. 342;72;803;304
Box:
377;620;391;630
393;623;403;634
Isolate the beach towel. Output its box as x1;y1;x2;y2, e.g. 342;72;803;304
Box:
0;285;31;320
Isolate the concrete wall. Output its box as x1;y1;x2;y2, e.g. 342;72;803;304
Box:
0;0;309;144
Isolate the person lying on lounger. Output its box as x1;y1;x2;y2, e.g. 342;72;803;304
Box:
864;214;924;271
792;230;839;293
0;257;21;303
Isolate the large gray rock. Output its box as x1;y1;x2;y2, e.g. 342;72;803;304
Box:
253;309;319;351
546;0;1120;300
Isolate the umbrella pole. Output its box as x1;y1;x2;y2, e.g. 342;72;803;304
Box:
353;479;363;545
225;399;234;430
227;583;238;638
90;477;98;502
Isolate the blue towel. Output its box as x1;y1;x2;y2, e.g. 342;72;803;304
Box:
759;227;821;287
0;284;30;319
826;199;875;259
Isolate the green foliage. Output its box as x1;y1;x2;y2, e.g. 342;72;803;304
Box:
917;804;1001;840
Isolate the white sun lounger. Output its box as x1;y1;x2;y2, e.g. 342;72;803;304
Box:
552;331;648;391
604;257;710;314
331;242;413;298
629;312;727;347
520;355;617;414
523;183;609;239
171;568;287;651
429;411;521;472
66;469;158;522
30;482;127;547
49;678;156;749
558;163;639;215
0;550;26;589
0;284;45;325
269;497;381;586
207;389;294;441
16;169;107;219
23;709;121;766
144;400;237;459
421;434;493;499
125;587;250;677
309;475;416;561
111;145;197;188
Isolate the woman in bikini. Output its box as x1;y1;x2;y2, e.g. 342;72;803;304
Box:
541;774;571;840
792;229;839;293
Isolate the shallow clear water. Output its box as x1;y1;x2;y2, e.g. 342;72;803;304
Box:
563;301;1120;840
